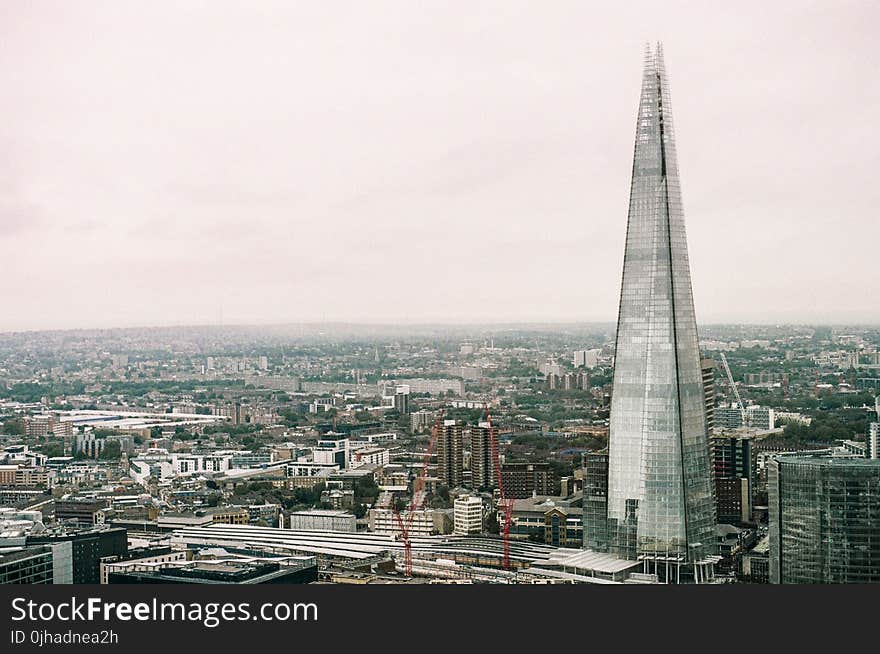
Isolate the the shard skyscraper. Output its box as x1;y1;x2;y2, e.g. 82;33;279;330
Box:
602;43;717;583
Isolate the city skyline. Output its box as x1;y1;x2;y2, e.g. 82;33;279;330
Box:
3;2;880;331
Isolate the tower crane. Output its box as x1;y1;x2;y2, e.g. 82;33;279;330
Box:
486;406;513;571
392;410;443;577
719;352;746;424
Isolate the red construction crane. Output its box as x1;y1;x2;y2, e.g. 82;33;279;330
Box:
392;410;443;577
486;406;513;571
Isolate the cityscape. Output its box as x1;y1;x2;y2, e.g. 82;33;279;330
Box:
2;5;879;589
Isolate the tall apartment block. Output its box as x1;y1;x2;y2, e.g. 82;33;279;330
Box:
500;462;554;499
436;420;463;488
469;422;494;489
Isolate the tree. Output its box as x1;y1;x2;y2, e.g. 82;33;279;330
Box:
99;440;122;460
39;442;65;458
2;418;24;435
485;511;500;535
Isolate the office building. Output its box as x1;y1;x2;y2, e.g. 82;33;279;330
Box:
509;496;585;548
867;422;879;459
768;455;880;583
55;498;110;527
99;546;187;584
716;406;745;430
0;546;54;584
602;44;717;582
436;420;464;488
368;508;452;536
583;452;609;552
108;559;318;584
352;447;390;467
453;495;483;535
393;385;411;414
27;527;128;584
746;406;775;431
573;349;600;369
284;510;356;533
710;435;755;524
24;414;72;438
385;378;463;396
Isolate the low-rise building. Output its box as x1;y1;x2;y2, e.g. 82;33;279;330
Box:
100;546;188;584
369;508;452;536
283;510;356;532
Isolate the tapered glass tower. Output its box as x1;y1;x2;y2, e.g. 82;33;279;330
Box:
604;44;717;582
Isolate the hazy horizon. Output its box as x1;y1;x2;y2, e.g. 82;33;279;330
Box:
3;2;879;331
2;318;878;339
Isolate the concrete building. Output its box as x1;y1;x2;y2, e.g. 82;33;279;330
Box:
208;506;249;525
284;510;356;533
508;496;584;548
741;536;770;583
313;437;351;469
500;462;554;499
368;508;452;536
393;385;411;414
868;422;879;459
716;406;745;430
108;559;317;584
410;409;437;433
453;495;483;535
0;465;50;489
24;414;73;438
469;422;493;490
0;546;54;584
710;435;755;524
27;527;128;584
573;349;600;369
436;420;464;488
701;358;715;434
352;447;390;468
100;546;187;584
746;406;775;431
385;378;463;396
55;498;110;527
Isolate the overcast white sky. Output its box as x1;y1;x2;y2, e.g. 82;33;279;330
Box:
1;1;878;331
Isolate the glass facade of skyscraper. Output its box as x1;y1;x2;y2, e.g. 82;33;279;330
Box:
603;44;716;581
768;455;880;584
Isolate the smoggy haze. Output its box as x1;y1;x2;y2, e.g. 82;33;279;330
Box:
1;1;878;331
